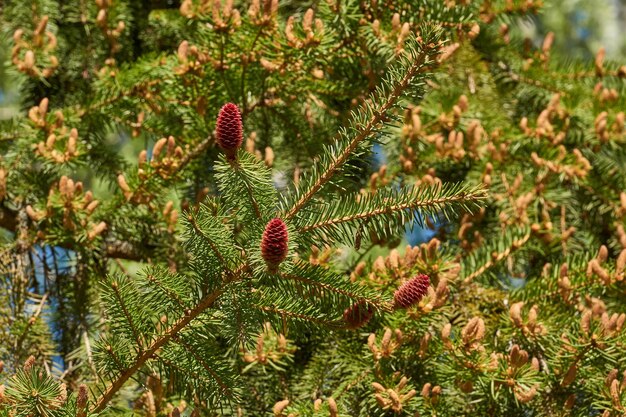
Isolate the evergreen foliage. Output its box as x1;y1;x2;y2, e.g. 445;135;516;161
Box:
1;0;626;416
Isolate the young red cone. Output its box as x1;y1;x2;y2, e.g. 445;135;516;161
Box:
343;301;374;329
216;103;243;159
393;274;430;309
261;218;289;270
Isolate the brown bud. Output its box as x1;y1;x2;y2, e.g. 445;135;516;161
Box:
272;400;289;417
561;363;577;387
117;174;131;193
327;397;338;417
24;50;35;70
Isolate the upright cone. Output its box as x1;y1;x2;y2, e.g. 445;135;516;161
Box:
393;274;430;309
216;103;243;160
261;218;289;270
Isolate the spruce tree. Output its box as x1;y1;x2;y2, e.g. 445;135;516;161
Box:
1;0;626;416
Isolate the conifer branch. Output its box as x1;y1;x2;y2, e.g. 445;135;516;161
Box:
187;215;232;272
155;353;222;392
233;167;263;220
256;305;340;327
110;282;143;351
146;273;189;310
14;293;48;355
462;229;532;284
280;270;390;311
91;287;225;413
299;184;486;233
283;35;440;220
172;336;234;396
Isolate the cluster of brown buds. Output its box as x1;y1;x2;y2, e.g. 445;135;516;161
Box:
117;172;149;204
580;308;626;343
460;317;486;352
175;41;214;75
519;94;569;145
509;302;547;337
35;127;79;163
494;173;534;226
400;105;422;165
12;15;58;77
285;9;324;48
593;81;619;103
595;111;625;143
502;345;540;403
309;244;335;266
458;208;486;251
138;136;185;180
602;368;626;414
530;146;591;180
368;240;459;288
248;0;279;27
464;119;487;158
96;0;126;57
180;0;243;32
28;103;79;164
27;176;105;240
368;328;402;361
372;375;417;413
441;318;487;353
118;137;185;205
28;98;81;163
557;263;574;301
412;238;461;284
536;31;555;66
371;13;411;56
420;382;442;406
241;323;294;368
413;169;442;190
478;0;541;24
95;0;126;56
312;397;338;417
407;95;479;164
586;245;626;285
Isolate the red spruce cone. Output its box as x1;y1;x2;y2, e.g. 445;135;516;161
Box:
343;301;374;329
261;218;289;270
393;274;430;309
216;103;243;159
